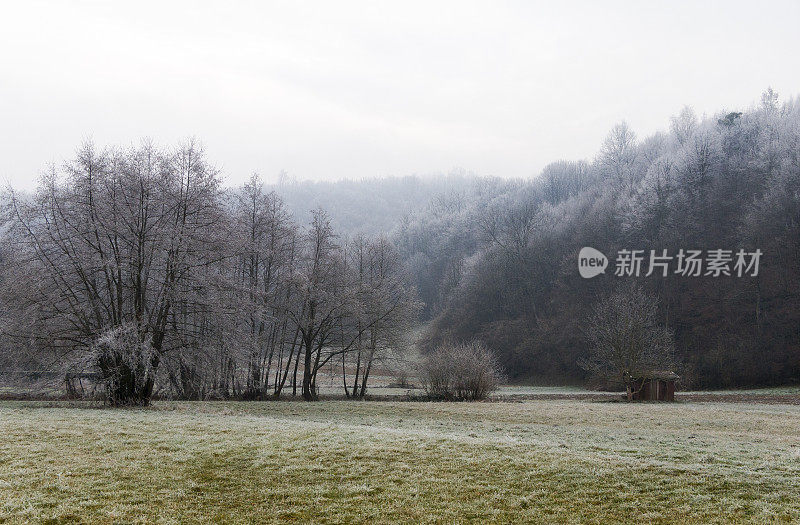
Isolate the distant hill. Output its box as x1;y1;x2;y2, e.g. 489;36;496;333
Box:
265;171;515;236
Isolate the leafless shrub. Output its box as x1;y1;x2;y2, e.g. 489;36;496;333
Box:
86;324;159;406
421;340;503;400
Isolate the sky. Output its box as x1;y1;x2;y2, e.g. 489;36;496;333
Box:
2;0;799;190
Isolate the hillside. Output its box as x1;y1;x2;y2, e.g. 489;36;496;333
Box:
392;94;800;388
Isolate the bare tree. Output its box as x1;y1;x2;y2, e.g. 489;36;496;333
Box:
230;173;297;398
580;284;675;400
341;236;420;398
600;121;638;192
670;106;698;146
7;141;225;405
283;209;346;400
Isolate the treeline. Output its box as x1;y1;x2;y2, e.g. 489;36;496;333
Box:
399;90;800;388
2;89;798;393
0;142;418;404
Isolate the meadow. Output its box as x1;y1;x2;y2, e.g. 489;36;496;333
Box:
1;397;799;523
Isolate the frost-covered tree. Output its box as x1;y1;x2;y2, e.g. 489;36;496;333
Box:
341;235;420;398
670;106;698;146
8;141;225;405
580;284;675;400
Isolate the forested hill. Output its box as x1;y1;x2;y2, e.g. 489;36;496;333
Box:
390;91;800;389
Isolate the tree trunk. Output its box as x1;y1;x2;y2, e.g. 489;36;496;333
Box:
301;331;316;401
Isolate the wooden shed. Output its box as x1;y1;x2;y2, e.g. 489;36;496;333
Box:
631;371;679;401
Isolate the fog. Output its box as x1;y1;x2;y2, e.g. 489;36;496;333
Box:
2;0;799;190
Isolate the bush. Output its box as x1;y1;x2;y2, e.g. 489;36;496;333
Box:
87;324;159;406
421;340;503;400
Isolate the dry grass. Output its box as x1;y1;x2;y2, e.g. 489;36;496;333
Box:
1;399;799;523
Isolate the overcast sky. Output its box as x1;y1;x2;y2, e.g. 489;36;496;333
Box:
2;1;799;190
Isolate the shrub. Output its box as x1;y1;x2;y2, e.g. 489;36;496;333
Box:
421;340;503;400
87;324;159;406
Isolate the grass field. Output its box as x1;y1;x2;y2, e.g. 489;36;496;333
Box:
1;399;799;523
